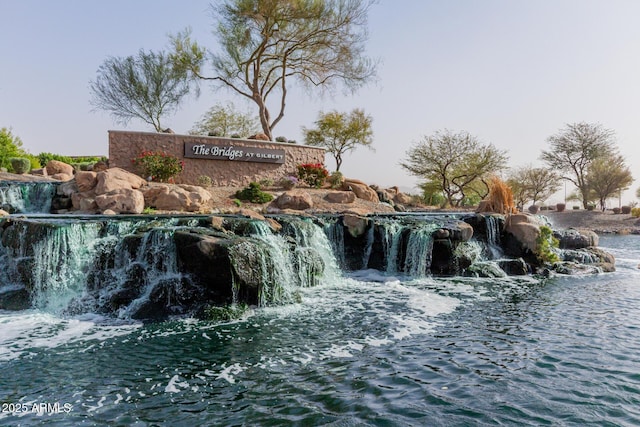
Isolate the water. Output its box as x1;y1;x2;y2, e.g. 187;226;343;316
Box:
0;182;56;213
1;231;640;425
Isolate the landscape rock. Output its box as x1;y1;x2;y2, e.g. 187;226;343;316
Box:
141;184;212;212
273;191;313;210
95;167;147;195
0;209;9;216
342;214;370;238
342;179;379;202
51;173;73;181
554;228;599;249
76;171;98;192
95;188;145;214
324;191;356;204
393;192;413;206
46;160;74;176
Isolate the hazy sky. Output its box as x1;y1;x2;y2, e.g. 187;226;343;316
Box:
2;0;639;203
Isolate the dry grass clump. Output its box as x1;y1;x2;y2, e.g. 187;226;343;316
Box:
484;176;516;214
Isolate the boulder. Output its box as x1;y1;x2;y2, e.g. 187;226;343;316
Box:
51;173;73;181
95;168;147;195
141;184;212;212
342;214;369;238
95;188;145;214
342;179;379;202
248;133;270;141
93;161;108;172
46;160;74;176
238;208;266;221
324;191;356;204
504;213;546;252
273;191;313;210
0;209;9;216
71;192;98;212
393;192;413;206
76;171;98;192
554;229;599;249
30;168;48;176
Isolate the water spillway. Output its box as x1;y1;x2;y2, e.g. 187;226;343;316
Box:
0;181;56;213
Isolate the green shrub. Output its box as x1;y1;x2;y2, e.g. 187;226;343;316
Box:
26;154;41;170
535;225;559;264
631;207;640;218
204;304;249;322
37;152;73;166
258;178;274;188
328;171;344;189
197;175;213;187
0;128;27;170
235;182;274;204
132;151;184;182
297;163;329;188
230;133;242;139
9;157;31;174
279;175;298;190
275;136;288;143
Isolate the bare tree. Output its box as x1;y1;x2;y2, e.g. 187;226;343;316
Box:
170;0;377;139
540;122;616;208
401;130;508;207
303;108;373;171
507;165;561;209
90;49;194;132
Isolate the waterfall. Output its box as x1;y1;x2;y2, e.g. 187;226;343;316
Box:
381;220;403;273
322;218;346;269
404;224;438;276
0;182;56;213
484;215;504;259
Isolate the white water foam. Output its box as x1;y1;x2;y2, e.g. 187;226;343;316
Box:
0;310;141;361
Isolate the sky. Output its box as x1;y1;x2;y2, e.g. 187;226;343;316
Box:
2;0;640;204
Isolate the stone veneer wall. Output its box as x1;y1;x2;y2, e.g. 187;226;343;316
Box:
108;130;325;186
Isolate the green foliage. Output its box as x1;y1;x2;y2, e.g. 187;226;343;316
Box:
132;151;184;182
328;171;344;189
303;109;374;171
275;136;288;143
507;165;561;209
401;130;508;208
197;175;213;187
204;304;249;322
142;206;157;214
420;181;446;207
297;163;329;188
535;225;560;264
233;199;242;207
587;153;634;210
632;207;640;218
37;152;73;166
9;158;31;174
541;122;617;208
190;102;259;137
0;127;27;170
26;155;41;170
258;178;274;188
90;49;194;131
170;0;376;138
235;182;273;204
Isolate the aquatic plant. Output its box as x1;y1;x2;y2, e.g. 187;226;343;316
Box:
535;225;560;264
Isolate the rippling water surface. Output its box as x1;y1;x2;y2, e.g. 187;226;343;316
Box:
1;235;639;426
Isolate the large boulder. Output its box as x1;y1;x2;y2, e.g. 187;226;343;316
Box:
504;213;545;252
141;184;212;212
273;191;313;210
95;168;147;195
342;214;369;238
324;191;356;204
46;160;74;176
95;188;145;214
341;179;379;202
554;228;599;249
75;171;98;192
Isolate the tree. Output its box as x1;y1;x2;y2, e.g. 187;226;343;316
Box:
170;0;377;140
90;49;194;132
302;108;373;171
0;127;27;170
507;165;561;209
587;153;633;210
400;130;508;207
540;122;616;208
190;102;259;137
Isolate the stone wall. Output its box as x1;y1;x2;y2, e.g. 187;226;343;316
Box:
108;130;325;186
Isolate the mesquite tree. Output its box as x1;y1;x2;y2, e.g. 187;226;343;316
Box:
90;49;194;132
170;0;377;140
540;122;616;208
401;130;508;207
303;109;373;171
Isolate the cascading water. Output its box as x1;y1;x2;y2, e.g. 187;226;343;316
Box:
484;214;504;259
403;223;438;276
0;181;56;213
